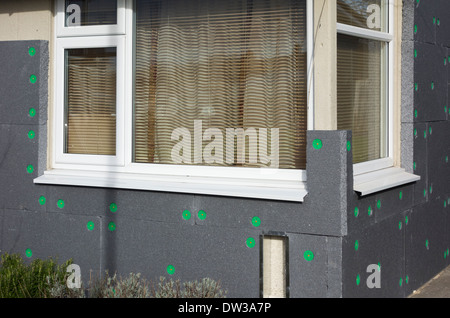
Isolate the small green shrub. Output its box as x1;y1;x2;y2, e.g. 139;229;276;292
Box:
88;271;151;298
87;273;227;298
46;275;85;298
150;276;227;298
0;253;72;298
0;253;227;298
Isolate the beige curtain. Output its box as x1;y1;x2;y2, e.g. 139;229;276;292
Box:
65;48;117;155
134;0;307;169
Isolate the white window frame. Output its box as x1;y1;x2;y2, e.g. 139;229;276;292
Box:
337;0;395;176
54;36;126;167
338;0;420;195
37;0;314;202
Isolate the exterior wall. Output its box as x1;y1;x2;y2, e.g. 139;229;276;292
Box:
0;1;52;42
0;0;449;298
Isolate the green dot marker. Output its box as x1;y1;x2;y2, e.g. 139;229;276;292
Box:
109;203;117;213
312;139;323;150
182;210;191;220
38;196;46;206
415;109;418;119
354;207;359;218
29;75;37;84
29;108;36;117
198;210;206;220
399;277;403;287
26;165;34;174
399;221;402;230
399;191;403;200
377;200;381;210
414;49;417;58
413;162;417;171
414;83;418;91
28;130;35;139
304;250;314;262
426;239;429;250
251;216;261;227
25;249;32;258
246;237;256;249
28;47;36;56
368;206;373;216
57;199;65;209
167;265;175;275
356;274;361;286
87;221;95;231
346;141;351;152
355;240;359;251
108;222;116;232
414;25;417;34
405;215;409;225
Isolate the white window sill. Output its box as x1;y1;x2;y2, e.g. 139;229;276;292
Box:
354;167;420;196
34;169;308;202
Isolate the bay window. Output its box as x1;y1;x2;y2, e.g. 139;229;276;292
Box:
36;0;416;200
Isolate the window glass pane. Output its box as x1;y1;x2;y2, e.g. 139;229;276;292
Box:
134;0;308;169
65;48;117;155
337;0;388;32
65;0;117;26
337;34;387;163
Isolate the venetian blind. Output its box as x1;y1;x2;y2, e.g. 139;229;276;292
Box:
337;34;387;163
65;48;117;155
134;0;307;169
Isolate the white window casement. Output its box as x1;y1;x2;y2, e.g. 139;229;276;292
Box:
335;0;420;195
36;0;418;201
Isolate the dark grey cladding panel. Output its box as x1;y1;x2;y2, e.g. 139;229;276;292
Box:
405;198;450;295
305;130;351;237
413;42;448;122
0;209;101;275
413;122;428;205
0;124;40;177
287;232;329;298
98;215;261;298
427;121;450;200
414;0;436;45
0;40;48;126
342;211;406;298
436;0;450;47
0;173;47;212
